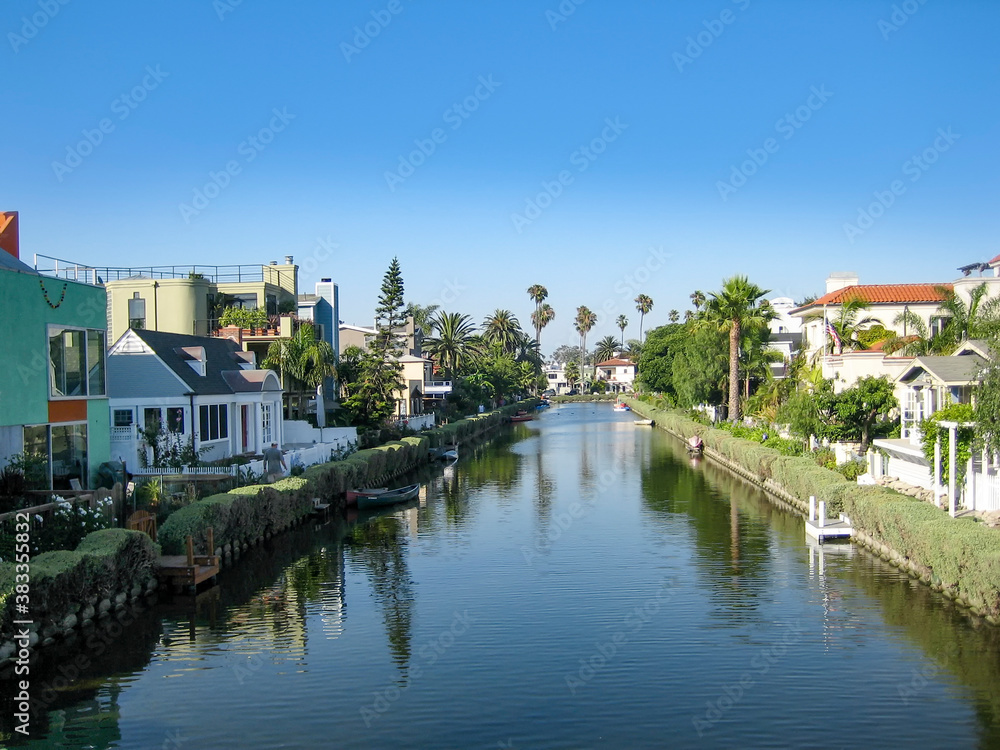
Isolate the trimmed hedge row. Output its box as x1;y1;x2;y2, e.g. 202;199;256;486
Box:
626;398;1000;621
158;401;536;556
0;528;158;640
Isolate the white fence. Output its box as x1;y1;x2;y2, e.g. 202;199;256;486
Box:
965;466;1000;513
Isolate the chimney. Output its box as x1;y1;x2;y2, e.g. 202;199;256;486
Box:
0;211;19;259
826;272;859;294
284;255;293;265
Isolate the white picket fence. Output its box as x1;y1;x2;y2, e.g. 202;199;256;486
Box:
966;468;1000;512
133;441;355;482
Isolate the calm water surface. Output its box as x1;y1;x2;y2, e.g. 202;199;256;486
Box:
5;403;1000;749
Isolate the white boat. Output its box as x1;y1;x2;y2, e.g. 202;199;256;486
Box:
634;419;654;426
613;402;631;412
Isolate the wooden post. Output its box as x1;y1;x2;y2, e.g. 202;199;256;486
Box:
186;535;194;567
967;454;976;511
207;527;215;557
808;496;816;522
818;501;826;528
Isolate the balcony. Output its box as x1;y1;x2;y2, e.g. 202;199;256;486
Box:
424;380;453;398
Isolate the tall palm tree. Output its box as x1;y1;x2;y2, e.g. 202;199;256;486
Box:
404;302;440;333
635;294;653;340
527;284;548;347
669;309;680;323
616;314;628;346
531;303;555;353
482;309;522;355
574;306;597;383
423;312;480;380
594;335;620;364
690;290;706;311
701;275;771;421
935;282;1000;350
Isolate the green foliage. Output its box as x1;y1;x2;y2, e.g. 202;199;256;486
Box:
920;403;975;485
671;325;727;408
220;306;268;330
855;324;896;350
974;357;1000;454
33;496;117;555
637;323;686;397
833;375;898;451
0;529;157;637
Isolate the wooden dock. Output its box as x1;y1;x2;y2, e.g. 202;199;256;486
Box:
804;496;853;541
157;529;220;592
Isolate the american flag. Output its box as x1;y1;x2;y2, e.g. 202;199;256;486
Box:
825;322;842;354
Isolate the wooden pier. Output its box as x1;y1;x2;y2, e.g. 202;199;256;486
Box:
157;528;220;592
804;496;853;541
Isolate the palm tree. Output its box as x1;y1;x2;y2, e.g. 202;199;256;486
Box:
935;282;1000;350
404;302;440;333
684;310;694;322
483;309;522;355
531;303;555;353
690;290;706;312
423;312;480;380
564;361;580;391
574;306;597;383
527;284;548;346
669;309;680;323
594;335;620;364
810;297;879;357
616;314;628;345
263;322;335;419
635;294;653;340
701;275;771;421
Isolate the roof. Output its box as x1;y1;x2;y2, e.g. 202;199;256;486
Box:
121;329;281;396
596;358;634;367
0;251;36;274
898;354;985;386
792;283;951;313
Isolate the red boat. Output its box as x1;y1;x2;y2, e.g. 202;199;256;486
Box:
510;414;534;423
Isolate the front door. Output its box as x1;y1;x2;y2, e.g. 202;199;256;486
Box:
241;405;250;453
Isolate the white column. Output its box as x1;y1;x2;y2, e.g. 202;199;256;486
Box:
809;495;816;522
967;453;976;511
934;435;942;505
948;424;957;517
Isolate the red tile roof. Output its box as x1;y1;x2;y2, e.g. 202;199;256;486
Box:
794;283;951;311
596;358;633;367
989;254;1000;265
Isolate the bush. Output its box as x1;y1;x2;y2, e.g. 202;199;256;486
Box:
0;529;158;638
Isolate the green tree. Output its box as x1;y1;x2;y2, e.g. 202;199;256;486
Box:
344;258;406;426
564;361;580;389
483;309;523;355
616;315;628;347
424;312;480;380
701;275;771;421
668;309;680;323
531;303;555;354
404;302;440;333
635;294;654;340
671;325;727;408
974;351;1000;454
833;375;898;452
809;297;878;355
935;282;1000;351
594;335;620;363
574;306;597;382
920;403;975;486
690;290;705;312
637;323;686;398
527;284;548;342
552;345;582;367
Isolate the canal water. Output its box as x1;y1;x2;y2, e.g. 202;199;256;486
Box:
5;403;1000;749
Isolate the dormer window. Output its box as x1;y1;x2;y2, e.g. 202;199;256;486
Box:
174;346;207;376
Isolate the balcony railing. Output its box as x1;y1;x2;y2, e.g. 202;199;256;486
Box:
34;254;296;286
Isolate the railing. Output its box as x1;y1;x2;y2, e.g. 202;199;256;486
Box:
0;490;116;547
33;254;295;285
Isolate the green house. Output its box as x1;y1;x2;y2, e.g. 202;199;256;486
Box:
0;212;110;490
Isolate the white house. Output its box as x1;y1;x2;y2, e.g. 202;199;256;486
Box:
790;273;952;393
766;296;803;379
872;340;990;490
107;328;283;467
595;358;636;393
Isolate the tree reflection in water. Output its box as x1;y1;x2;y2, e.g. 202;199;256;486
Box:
346;515;415;672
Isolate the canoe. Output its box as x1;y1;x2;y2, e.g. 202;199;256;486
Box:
510;415;534;422
351;483;421;510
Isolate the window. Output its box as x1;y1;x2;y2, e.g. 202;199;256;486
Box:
22;423;88;490
261;403;272;444
113;409;134;427
231;294;258;310
199;404;229;441
128;293;146;330
48;326;106;398
144;407;162;432
266;294;277;316
167;407;185;433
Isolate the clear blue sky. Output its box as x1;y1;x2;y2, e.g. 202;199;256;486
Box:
3;0;998;352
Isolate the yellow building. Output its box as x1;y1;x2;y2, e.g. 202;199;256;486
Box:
104;259;299;342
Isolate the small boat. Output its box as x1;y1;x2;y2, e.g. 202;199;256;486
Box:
613;402;631;412
349;483;421;510
686;436;704;455
510;414;534;422
429;445;459;461
634;419;654;426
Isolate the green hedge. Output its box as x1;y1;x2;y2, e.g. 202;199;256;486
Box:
0;529;158;638
625;397;1000;620
158;401;536;555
